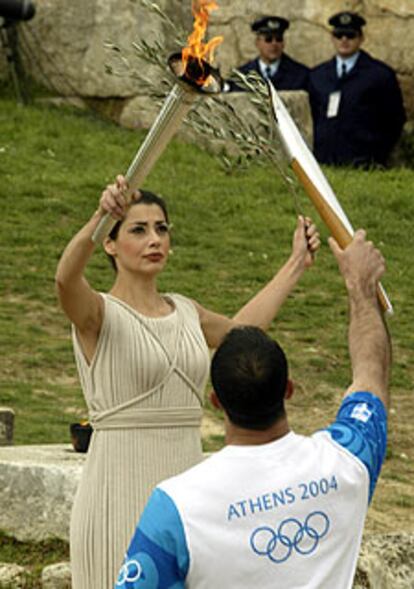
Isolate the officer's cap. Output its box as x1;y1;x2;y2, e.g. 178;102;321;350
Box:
328;11;366;33
251;16;290;36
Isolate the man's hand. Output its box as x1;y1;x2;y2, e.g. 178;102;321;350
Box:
328;229;385;300
329;229;390;410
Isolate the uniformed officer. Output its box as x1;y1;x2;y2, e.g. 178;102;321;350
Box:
308;11;406;167
227;15;309;92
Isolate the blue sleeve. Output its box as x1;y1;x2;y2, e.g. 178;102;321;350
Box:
115;488;189;589
324;392;387;503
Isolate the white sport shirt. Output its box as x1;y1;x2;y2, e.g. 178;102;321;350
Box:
116;392;387;589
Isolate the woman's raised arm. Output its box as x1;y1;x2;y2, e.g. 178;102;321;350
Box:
55;175;128;332
195;216;320;348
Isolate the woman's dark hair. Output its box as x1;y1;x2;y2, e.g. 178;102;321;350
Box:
211;326;288;431
106;190;169;271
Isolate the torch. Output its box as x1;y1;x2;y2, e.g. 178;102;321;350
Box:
92;0;223;243
267;81;392;314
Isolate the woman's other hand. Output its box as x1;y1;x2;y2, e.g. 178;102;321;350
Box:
291;215;321;269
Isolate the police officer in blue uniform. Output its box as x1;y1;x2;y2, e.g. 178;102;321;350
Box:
308;11;406;167
227;16;309;92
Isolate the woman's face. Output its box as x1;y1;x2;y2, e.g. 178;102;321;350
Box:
106;203;171;276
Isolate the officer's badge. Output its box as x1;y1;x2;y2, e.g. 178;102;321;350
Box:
268;20;280;30
339;13;352;25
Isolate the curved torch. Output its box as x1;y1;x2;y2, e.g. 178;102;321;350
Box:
92;0;223;243
268;82;392;314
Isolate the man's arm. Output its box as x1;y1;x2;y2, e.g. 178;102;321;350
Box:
325;231;391;502
329;230;391;409
115;488;189;589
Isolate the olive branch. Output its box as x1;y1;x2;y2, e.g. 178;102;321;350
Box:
104;0;302;208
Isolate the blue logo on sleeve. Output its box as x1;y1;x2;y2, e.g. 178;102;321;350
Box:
116;553;159;588
116;559;142;585
250;511;330;564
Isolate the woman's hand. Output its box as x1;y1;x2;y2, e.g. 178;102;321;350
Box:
291;215;321;269
98;175;131;220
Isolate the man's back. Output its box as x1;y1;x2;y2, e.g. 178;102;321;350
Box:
118;392;386;588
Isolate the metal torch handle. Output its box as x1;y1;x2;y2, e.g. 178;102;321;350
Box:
92;83;198;243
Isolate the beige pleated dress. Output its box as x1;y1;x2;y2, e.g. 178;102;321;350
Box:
70;292;210;589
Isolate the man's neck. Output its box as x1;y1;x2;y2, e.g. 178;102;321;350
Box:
336;50;360;64
259;57;281;67
225;416;290;446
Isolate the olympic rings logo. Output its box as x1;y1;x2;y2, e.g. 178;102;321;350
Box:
250;511;330;564
116;558;142;585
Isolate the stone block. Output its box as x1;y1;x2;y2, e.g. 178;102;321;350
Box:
0;445;85;542
354;532;414;588
18;0;167;98
119;88;312;161
119;94;160;130
186;89;312;157
0;563;28;589
41;562;72;589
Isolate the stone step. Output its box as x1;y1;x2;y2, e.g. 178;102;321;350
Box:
0;444;85;542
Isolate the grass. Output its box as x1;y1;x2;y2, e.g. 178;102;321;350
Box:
0;87;413;575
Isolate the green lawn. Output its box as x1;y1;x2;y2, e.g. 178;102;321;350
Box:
0;92;413;577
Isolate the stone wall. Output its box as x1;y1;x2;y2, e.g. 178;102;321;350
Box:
1;1;413;115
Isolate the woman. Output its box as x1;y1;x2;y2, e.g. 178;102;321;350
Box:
55;175;320;588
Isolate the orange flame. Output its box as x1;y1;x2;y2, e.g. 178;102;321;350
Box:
182;0;223;83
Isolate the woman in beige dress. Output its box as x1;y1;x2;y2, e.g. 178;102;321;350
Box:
55;175;320;588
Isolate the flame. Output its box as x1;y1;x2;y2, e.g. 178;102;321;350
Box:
182;0;223;84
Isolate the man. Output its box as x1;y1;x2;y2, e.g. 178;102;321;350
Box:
116;230;390;588
226;15;309;92
308;11;406;167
